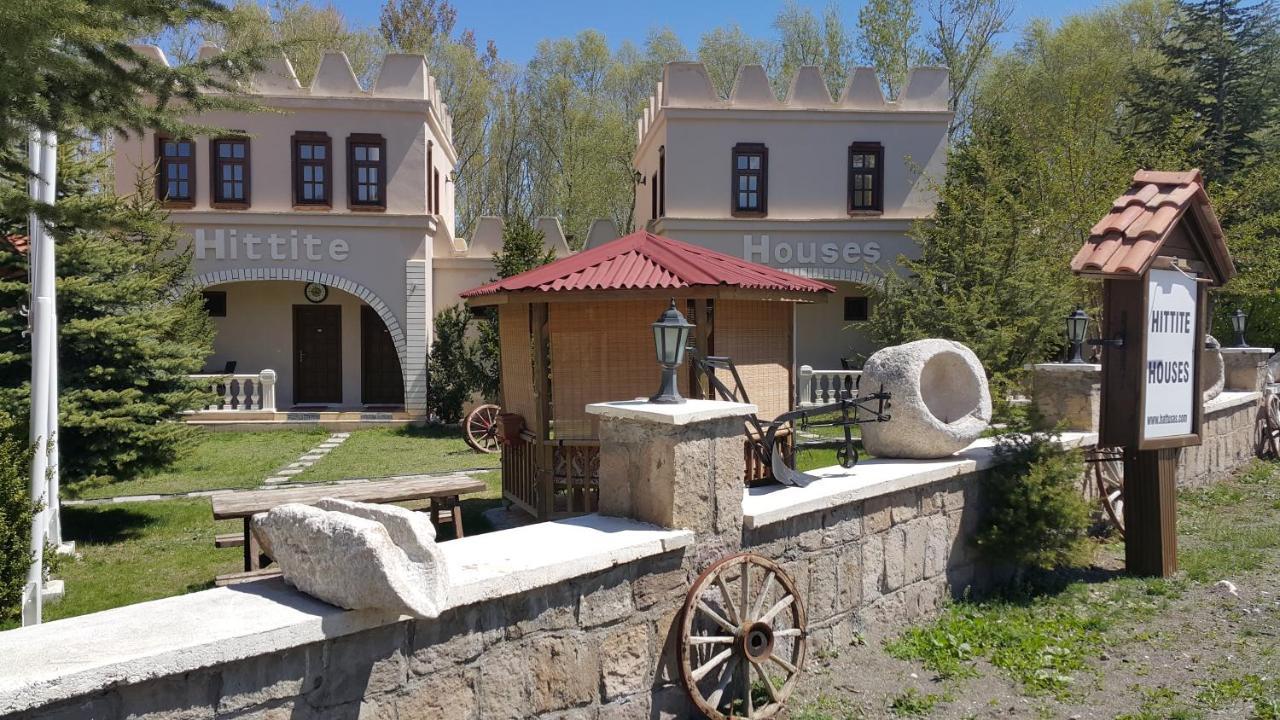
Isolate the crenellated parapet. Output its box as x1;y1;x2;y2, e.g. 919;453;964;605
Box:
434;216;574;259
128;44;454;146
636;62;951;146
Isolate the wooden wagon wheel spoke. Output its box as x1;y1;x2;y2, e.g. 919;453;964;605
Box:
714;574;741;624
754;662;782;703
759;594;795;624
751;570;776;620
698;601;738;634
679;553;808;720
689;635;735;645
692;647;735;682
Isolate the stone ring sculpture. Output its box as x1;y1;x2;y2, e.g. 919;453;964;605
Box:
859;339;992;459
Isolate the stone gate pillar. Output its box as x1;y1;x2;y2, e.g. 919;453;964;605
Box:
586;399;754;539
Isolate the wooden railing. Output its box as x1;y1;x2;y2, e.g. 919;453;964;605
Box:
190;370;277;412
501;434;600;520
797;365;861;407
501;423;784;519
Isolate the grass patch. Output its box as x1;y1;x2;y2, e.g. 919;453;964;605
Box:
40;499;243;623
72;429;328;499
886;577;1181;698
888;687;943;717
1115;686;1204;720
294;424;499;483
1178;460;1280;582
1195;673;1280;719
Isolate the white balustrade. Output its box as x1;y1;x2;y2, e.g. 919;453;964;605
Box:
797;365;862;407
191;369;278;412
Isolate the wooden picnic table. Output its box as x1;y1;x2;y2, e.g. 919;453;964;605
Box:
212;475;487;574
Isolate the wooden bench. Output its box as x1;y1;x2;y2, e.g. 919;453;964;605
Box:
211;475;487;578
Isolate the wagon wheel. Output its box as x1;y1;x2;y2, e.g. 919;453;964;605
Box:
1088;447;1126;538
678;553;807;720
1256;393;1280;459
463;404;502;454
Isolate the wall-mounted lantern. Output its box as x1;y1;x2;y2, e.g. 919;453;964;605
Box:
1066;307;1090;364
650;299;693;404
633;170;646;185
1231;308;1249;347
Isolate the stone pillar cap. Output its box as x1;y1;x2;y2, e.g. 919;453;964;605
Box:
1031;362;1102;372
585;399;757;425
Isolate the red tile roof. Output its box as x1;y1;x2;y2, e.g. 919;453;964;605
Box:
1070;170;1234;284
461;231;835;298
3;235;29;255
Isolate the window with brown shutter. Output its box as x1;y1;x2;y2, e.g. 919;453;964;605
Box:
731;143;767;217
848;142;884;213
211;137;250;208
156;136;195;207
292;132;332;208
347;134;387;210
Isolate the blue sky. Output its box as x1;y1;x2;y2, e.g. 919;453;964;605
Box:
327;0;1106;65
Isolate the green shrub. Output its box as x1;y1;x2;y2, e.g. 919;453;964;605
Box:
0;413;35;625
426;305;475;423
975;430;1092;571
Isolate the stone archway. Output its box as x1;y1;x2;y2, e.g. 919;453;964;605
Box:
191;267;408;374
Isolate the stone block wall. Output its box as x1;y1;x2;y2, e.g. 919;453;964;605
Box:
1177;396;1260;488
17;478;996;720
740;473;988;649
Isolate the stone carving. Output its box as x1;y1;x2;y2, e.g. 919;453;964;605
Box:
859;339;992;458
252;498;449;618
1202;335;1224;402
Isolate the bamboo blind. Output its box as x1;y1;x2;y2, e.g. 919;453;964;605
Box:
548;299;690;438
714;300;792;421
499;304;536;422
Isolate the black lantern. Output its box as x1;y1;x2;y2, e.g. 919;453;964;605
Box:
1231;308;1249;347
650;298;694;404
1066;307;1090;364
633;170;646;185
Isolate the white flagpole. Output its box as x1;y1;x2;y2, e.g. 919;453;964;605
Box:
23;130;51;626
40;132;61;551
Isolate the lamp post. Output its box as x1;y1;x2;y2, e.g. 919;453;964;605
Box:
1066;307;1090;364
1230;308;1249;348
650;298;694;404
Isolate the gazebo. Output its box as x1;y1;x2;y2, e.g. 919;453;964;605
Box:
461;230;833;520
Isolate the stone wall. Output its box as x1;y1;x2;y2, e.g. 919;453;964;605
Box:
740;473;987;649
5;396;1263;720
1177;393;1261;488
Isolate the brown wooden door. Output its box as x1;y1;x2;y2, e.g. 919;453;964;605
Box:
361;305;404;405
293;305;342;404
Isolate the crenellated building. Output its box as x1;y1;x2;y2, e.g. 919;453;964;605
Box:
629;62;951;368
114;46;567;419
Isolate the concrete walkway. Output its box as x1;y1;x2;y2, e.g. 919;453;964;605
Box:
262;432;350;485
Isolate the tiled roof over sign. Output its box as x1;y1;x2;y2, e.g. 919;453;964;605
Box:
1070;169;1234;283
461;231;834;298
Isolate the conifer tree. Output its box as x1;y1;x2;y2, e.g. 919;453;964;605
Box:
491;215;555;279
0;146;214;489
1126;0;1280;180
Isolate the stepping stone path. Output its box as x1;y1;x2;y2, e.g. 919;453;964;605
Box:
262;432;350;486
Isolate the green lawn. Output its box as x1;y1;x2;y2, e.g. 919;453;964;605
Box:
41;499;244;623
293;424;500;483
33;469;504;624
73;429;328;499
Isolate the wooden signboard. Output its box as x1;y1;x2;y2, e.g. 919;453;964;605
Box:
1073;170;1235;577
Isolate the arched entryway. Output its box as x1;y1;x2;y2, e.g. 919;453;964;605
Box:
193;268;408;410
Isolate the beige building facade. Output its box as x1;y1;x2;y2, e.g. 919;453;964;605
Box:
629;63;951;368
115;46;567;417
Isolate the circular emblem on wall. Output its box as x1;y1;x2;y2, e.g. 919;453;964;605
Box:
304;282;328;303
